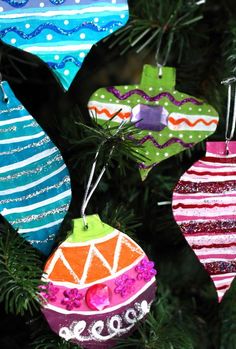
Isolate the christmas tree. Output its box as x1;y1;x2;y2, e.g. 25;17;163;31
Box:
0;0;236;348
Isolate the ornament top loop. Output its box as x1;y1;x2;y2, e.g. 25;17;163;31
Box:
0;75;9;103
221;76;236;154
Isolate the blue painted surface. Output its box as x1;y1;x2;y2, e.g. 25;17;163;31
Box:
0;0;129;90
0;82;72;255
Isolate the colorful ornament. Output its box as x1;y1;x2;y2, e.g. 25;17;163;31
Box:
0;0;129;90
0;81;71;255
41;215;157;348
172;141;236;301
88;65;219;179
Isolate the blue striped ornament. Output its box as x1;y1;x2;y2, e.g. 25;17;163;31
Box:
0;0;129;90
0;82;71;255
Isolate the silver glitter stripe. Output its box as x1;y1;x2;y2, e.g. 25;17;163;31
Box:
0;176;70;204
0;135;50;156
0;154;63;182
0;105;24;115
11;204;69;224
28;234;55;244
23;121;38;128
0;126;17;133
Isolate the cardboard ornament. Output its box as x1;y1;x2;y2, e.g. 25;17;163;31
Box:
172;141;236;301
0;0;129;90
0;81;71;255
41;215;157;348
88;65;219;179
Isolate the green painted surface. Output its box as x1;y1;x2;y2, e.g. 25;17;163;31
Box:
66;215;114;243
88;65;219;180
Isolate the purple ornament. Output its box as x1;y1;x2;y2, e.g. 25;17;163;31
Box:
131;104;168;131
61;289;83;311
85;284;111;311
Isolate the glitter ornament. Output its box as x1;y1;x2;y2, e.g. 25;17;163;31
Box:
0;0;129;90
172;141;236;301
41;215;157;348
0;81;71;255
88;65;219;179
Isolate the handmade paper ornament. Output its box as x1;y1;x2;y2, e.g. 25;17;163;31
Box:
0;0;129;90
88;65;219;179
172;141;236;301
0;81;71;255
41;215;157;348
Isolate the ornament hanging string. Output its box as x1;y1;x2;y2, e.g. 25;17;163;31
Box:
81;122;126;229
221;77;236;154
0;73;9;103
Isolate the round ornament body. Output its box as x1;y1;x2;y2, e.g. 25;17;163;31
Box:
0;0;129;90
41;215;157;348
0;82;71;255
172;141;236;301
88;65;219;179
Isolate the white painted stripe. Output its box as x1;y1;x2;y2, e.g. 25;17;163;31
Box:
0;131;44;145
195;248;236;255
0;6;129;19
43;278;156;315
212;273;236;279
24;44;92;53
168;113;218;131
62;229;119;247
0;146;57;174
190;165;235;173
186;235;236;245
199;160;236;167
0;164;66;195
173;197;236;205
0;115;32;126
206;152;236;158
2;190;71;215
214;277;234;287
18;218;63;233
174;207;236;217
182;174;236;182
45;255;145;288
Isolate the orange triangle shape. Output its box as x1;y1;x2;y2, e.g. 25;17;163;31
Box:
85;251;112;284
62;245;90;280
95;235;119;268
117;236;143;271
48;257;77;283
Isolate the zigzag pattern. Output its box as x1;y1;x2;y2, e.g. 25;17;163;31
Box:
88;106;131;119
0;21;122;39
168;116;218;127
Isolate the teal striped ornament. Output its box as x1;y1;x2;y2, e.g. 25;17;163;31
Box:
0;82;71;255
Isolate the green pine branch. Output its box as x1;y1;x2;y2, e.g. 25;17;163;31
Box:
0;219;43;316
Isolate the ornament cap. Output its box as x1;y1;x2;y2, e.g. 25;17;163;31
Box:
140;65;176;89
66;215;114;243
206;141;236;156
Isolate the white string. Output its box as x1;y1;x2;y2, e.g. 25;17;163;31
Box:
80;121;126;229
221;77;236;154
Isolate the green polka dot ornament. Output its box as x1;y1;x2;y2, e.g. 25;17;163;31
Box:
88;65;220;179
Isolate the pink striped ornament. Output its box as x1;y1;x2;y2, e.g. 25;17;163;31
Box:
172;141;236;301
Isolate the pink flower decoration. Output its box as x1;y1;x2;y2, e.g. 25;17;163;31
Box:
40;282;59;302
135;258;157;281
114;274;135;298
61;288;83;311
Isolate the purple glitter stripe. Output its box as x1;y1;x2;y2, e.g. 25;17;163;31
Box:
107;87;203;106
205;261;236;275
138;162;159;170
137;135;194;149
